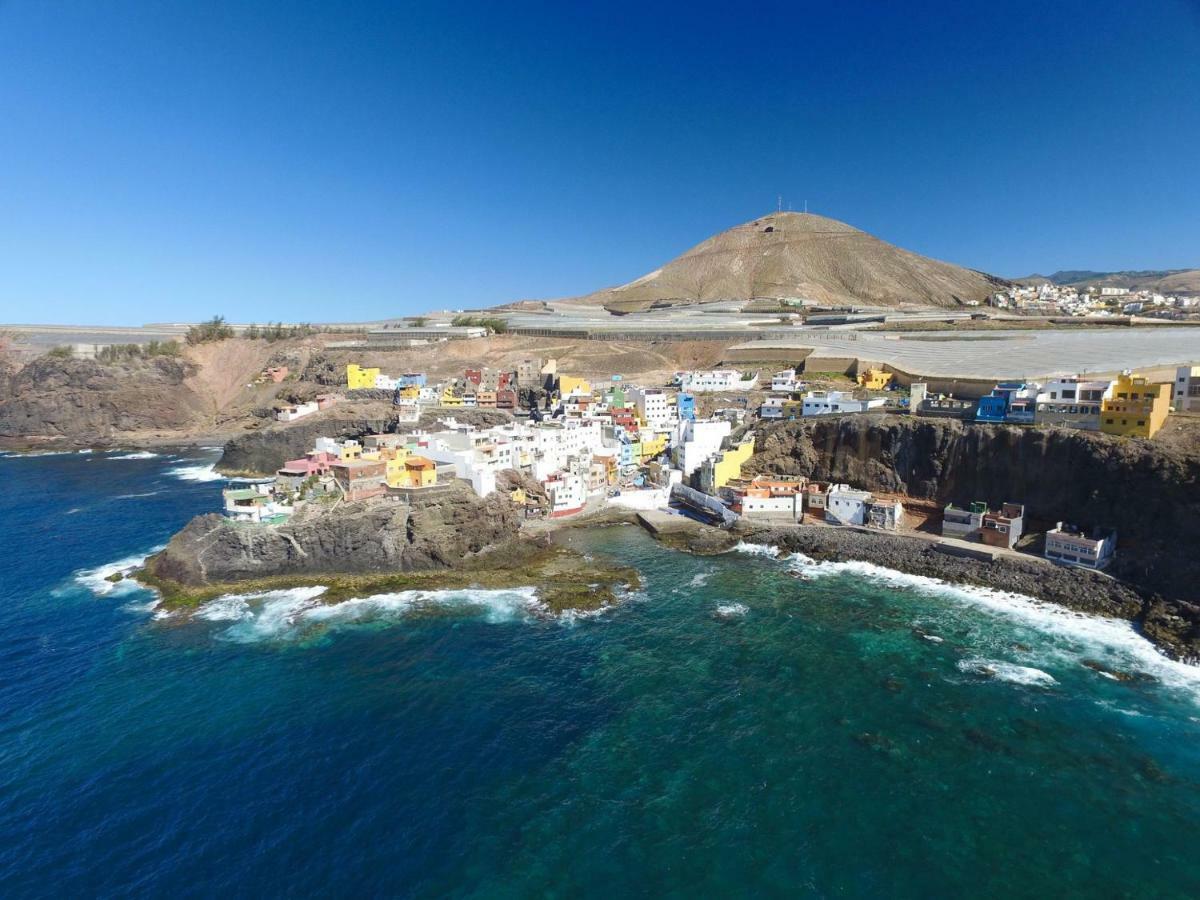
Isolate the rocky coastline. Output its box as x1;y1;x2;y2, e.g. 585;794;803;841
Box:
632;513;1198;664
139;482;638;615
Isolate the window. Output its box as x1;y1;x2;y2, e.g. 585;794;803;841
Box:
1106;418;1114;424
1138;420;1145;427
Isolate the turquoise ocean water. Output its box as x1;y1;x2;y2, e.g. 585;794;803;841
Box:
1;450;1199;897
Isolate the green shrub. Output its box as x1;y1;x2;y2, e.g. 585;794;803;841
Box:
186;315;235;345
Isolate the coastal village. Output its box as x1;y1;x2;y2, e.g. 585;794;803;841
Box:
222;356;1200;573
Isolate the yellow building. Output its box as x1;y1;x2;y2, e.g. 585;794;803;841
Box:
856;368;893;390
346;364;380;390
403;456;437;488
339;440;363;461
510;487;527;505
705;436;755;491
440;386;464;407
396;385;420;400
1100;373;1171;438
639;432;669;461
558;375;591;398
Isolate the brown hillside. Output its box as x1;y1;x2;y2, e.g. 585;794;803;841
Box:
568;212;1009;313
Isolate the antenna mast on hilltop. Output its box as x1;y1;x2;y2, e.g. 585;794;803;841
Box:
777;194;782;213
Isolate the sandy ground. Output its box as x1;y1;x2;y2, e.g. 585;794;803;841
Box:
336;335;733;386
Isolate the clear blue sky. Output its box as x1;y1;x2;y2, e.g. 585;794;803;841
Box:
2;0;1199;325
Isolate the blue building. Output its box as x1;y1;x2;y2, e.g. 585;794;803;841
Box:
976;382;1026;423
677;392;696;421
397;373;427;388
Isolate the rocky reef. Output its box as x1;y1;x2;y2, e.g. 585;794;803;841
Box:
743;415;1200;660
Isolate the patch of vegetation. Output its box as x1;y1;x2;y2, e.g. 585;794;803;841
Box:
243;322;319;342
45;345;75;358
186;315;235;345
451;315;508;334
95;341;181;363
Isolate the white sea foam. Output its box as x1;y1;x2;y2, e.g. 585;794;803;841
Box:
731;541;781;558
164;462;225;482
109;451;160;460
74;548;165;596
689;571;714;587
958;658;1058;687
767;551;1200;703
714;602;749;619
195;586;544;642
76;449;93;455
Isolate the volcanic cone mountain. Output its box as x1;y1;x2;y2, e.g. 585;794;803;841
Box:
569;212;1009;313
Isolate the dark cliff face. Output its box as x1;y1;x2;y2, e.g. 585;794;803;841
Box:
0;356;202;446
746;414;1200;610
149;483;521;586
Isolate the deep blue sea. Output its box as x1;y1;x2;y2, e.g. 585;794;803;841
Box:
2;450;1200;898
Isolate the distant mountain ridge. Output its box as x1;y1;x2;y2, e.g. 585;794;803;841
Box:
1016;269;1200;293
564;212;1009;313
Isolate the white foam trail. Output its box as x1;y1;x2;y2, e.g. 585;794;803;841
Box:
714;602;749;619
194;586;544;642
115;490;162;499
958;658;1058;687
731;541;781;558
73;547;165;596
76;449;93;454
758;549;1200;702
165;462;225;482
109;451;160;460
689;571;713;587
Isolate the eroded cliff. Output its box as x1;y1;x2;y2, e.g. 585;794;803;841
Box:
745;415;1200;657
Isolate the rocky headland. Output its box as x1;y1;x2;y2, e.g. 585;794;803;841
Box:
140;481;637;615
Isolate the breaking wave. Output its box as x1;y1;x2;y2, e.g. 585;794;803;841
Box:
108;451;162;460
164;462;225;482
957;658;1058;687
714;602;749;619
731;542;781;558
73;548;164;596
194;586;546;643
724;544;1200;703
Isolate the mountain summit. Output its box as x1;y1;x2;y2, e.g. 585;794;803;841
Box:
569;212;1008;313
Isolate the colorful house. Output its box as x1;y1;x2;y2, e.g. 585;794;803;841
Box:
639;432;669;461
700;435;755;493
975;383;1026;423
856;368;893;390
346;364;381;390
676;392;696;420
440;386;464;407
1100;372;1171;438
558;375;591;398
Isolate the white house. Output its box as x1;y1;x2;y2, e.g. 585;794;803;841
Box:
545;471;587;517
802;391;886;417
676;370;759;393
276;401;320;422
825;484;873;526
771;369;798;391
629;387;676;428
671;418;732;476
1174;365;1200;412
